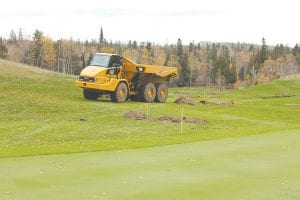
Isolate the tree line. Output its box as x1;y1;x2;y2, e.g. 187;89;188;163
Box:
0;28;300;87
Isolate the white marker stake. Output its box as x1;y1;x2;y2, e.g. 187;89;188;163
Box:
181;106;183;134
146;103;149;119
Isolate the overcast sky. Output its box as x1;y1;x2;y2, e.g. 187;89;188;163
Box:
1;0;299;46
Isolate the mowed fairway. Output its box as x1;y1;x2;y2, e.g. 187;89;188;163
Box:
1;129;300;200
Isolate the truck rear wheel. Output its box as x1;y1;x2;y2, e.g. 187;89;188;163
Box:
139;83;156;103
155;83;168;103
83;89;99;100
111;82;128;103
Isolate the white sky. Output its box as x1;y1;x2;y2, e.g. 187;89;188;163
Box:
0;0;299;46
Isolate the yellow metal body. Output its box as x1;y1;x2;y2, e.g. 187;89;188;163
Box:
75;53;177;95
75;66;127;92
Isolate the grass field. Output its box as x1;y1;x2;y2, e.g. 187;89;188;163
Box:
0;59;300;199
1;129;299;200
0;59;300;157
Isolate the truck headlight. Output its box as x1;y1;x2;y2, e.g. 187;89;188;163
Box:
137;66;145;72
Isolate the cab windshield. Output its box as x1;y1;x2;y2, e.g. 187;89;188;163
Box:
89;54;110;67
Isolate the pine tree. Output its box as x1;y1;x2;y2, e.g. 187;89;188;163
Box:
18;28;24;42
261;37;268;63
292;44;299;56
9;30;17;44
133;41;137;49
177;51;190;86
146;42;154;57
31;29;44;67
97;27;104;51
238;66;246;81
176;38;190;86
177;38;183;58
0;37;8;58
100;27;104;44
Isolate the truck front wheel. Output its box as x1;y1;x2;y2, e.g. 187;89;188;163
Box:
140;83;156;103
111;82;128;103
83;89;99;100
155;83;168;103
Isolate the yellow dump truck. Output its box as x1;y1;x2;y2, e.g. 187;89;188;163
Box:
75;53;177;103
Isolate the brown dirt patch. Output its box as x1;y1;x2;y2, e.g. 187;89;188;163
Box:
158;116;181;123
174;97;197;105
261;93;295;99
184;117;208;123
199;100;234;106
158;115;208;124
123;111;146;120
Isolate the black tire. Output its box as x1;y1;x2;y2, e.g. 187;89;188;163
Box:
139;83;156;103
155;83;168;103
110;82;128;103
83;89;99;100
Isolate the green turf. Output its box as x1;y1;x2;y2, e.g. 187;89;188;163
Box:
1;129;299;200
0;59;300;157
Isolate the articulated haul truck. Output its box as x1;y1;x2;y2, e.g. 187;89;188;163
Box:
75;53;177;103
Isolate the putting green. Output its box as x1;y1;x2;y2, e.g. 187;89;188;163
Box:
1;129;300;200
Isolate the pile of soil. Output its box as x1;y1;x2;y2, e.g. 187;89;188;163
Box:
199;100;234;106
158;116;181;123
158;115;208;124
184;117;208;124
174;97;197;105
123;111;208;124
123;111;146;120
261;93;295;99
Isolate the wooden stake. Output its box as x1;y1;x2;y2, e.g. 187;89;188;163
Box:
181;106;183;134
146;103;149;119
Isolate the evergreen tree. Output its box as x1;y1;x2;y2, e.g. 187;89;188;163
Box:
0;37;8;58
238;66;246;81
97;27;104;51
292;44;299;56
261;37;268;63
293;44;300;64
146;42;154;57
31;29;44;67
189;41;194;53
179;51;190;86
99;27;104;44
206;43;218;83
177;38;183;58
9;30;17;43
176;38;190;86
224;63;237;84
18;28;24;42
133;41;137;49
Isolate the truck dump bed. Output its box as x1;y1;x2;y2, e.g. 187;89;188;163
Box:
122;57;177;84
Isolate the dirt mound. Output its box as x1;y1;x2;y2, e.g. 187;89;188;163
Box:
124;111;208;124
158;116;181;123
123;111;146;120
261;93;295;99
174;97;197;105
184;117;208;123
158;115;208;124
199;100;234;106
